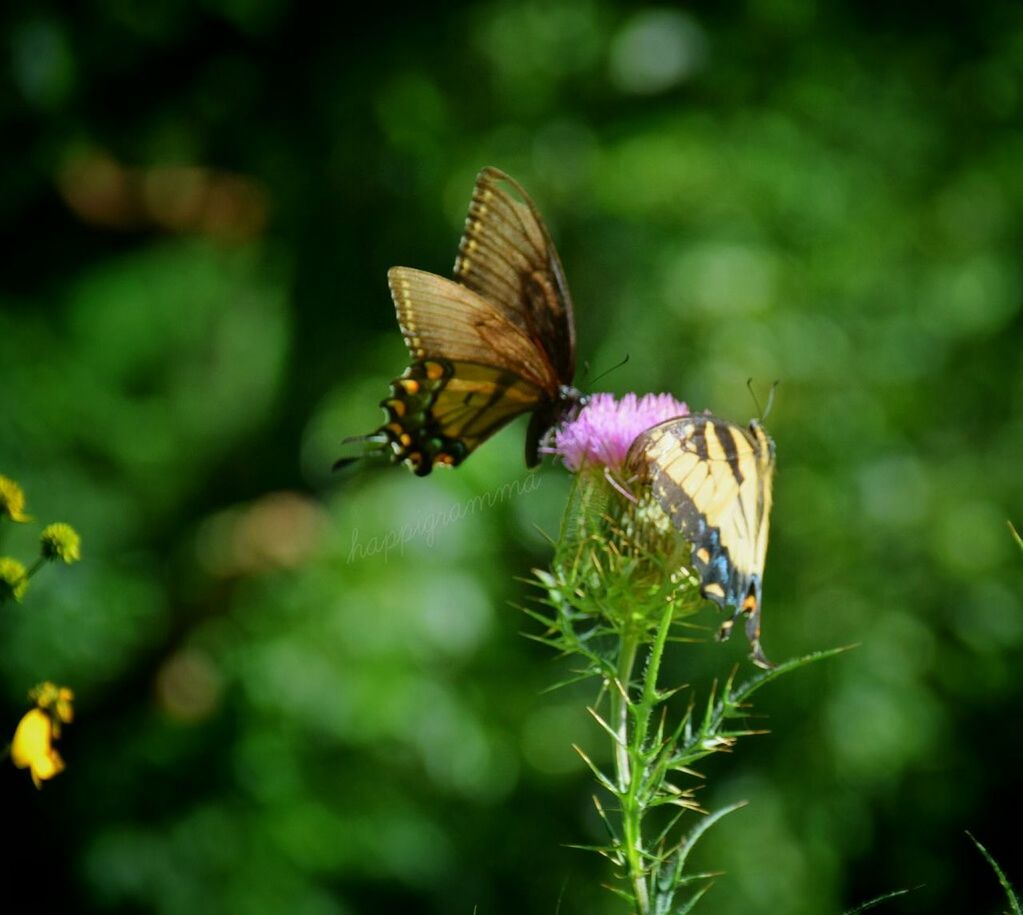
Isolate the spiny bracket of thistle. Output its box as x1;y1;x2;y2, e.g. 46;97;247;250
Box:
524;466;705;667
0;475;81;605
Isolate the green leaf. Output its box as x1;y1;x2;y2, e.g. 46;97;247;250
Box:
844;886;920;913
572;744;620;795
729;645;857;706
1009;521;1023;554
967;832;1022;915
669;881;714;915
672;801;748;881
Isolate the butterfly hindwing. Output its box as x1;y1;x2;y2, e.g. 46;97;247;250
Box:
626;414;776;667
378;358;547;476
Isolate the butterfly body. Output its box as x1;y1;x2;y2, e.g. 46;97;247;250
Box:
345;168;582;474
626;413;776;668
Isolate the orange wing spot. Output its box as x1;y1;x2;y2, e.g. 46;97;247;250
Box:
386;399;407;417
695;547;711;564
434;453;455;467
406;451;423;466
385;422;404;437
742;594;758;614
703;583;725;599
398;378;419;394
399;433;413;447
425;361;446;380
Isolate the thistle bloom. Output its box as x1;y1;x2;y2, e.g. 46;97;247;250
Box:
544;392;698;631
40;523;82;564
0;476;30;523
551;392;689;472
11;682;74;788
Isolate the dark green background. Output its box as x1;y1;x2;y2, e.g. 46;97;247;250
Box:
2;1;1022;912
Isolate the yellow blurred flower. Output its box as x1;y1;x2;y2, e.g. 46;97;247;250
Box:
30;681;75;723
0;557;29;603
11;682;74;788
40;523;82;564
12;710;65;788
0;476;31;523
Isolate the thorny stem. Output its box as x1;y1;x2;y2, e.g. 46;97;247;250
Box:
613;603;675;915
613;628;645;912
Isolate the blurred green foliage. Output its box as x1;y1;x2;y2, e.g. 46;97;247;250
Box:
2;1;1022;913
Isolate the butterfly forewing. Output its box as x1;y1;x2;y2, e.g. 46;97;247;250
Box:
454;167;576;385
389;267;559;392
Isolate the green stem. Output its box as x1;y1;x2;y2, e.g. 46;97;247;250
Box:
25;557;46;579
614;605;676;914
613;627;647;913
9;557;47;596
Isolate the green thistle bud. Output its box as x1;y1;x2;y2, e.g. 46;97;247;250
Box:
40;523;82;564
0;557;29;602
551;464;701;632
0;476;31;523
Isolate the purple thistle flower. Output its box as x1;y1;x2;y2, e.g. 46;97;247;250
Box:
549;392;689;472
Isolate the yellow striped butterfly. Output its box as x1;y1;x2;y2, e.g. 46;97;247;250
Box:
340;167;583;476
626;413;776;668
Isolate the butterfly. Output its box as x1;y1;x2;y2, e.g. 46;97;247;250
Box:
626;413;776;668
341;167;584;476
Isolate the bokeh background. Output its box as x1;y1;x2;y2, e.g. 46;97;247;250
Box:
2;1;1022;912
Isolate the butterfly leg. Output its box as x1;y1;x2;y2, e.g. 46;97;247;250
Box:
715;586;774;670
741;583;773;670
715;609;741;643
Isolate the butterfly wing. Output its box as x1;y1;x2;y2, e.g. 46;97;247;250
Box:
390;267;558;391
454;167;576;384
626;414;776;667
372;357;549;476
368;267;554;475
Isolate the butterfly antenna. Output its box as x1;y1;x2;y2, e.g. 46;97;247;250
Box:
746;378;780;423
764;380;779;422
746;378;763;417
587;353;630;389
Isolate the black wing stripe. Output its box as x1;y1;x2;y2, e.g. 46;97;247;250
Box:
713;421;745;487
689;423;710;462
